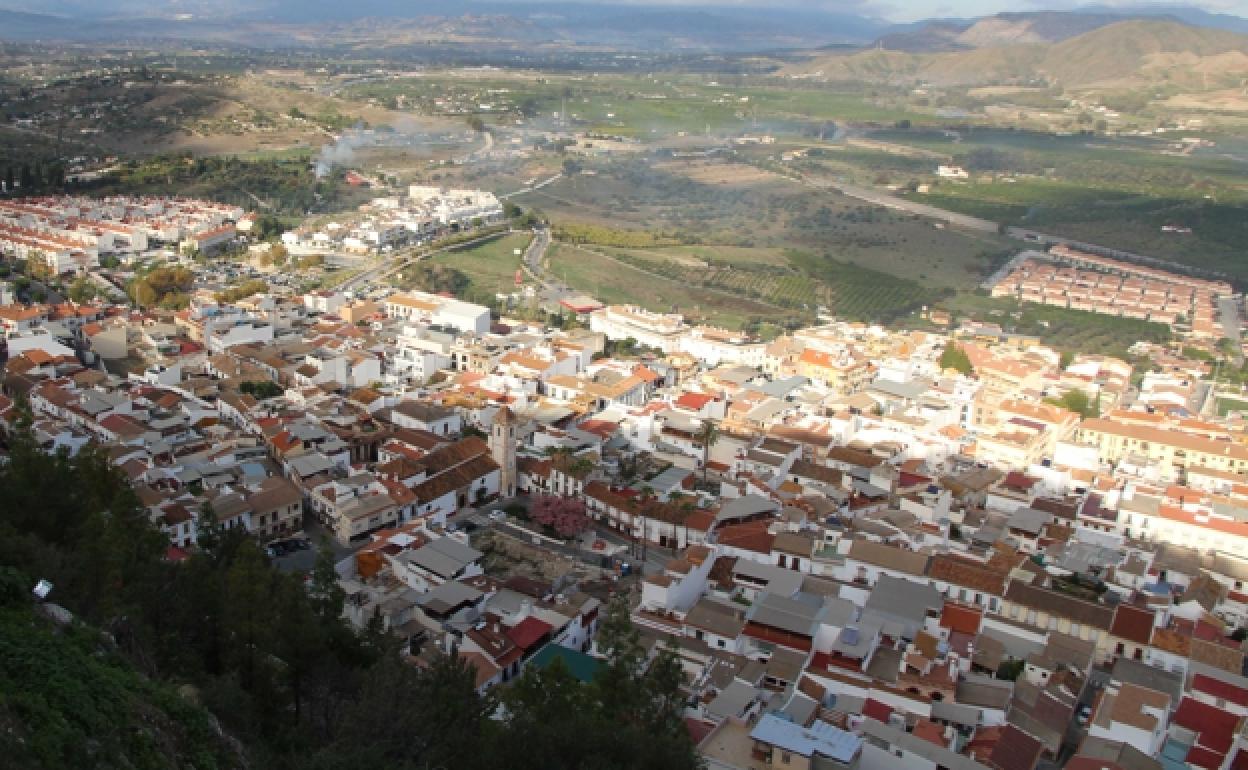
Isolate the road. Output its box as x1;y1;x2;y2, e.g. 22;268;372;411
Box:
500;172;562;201
517;226;579;308
775;168;1001;234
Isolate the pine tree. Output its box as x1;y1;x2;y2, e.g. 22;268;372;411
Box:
195;501;222;560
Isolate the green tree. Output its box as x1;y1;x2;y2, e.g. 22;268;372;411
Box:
309;540;345;626
223;544;275;690
697;419;719;487
196;501;223;560
66;275;96;304
1045;388;1099;418
939;342;974;375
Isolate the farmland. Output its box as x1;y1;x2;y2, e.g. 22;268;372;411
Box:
545;242;801;332
939;294;1172;358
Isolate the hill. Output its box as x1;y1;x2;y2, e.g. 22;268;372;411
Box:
787;19;1248;90
955;11;1132;47
1040;19;1248;88
0;588;244;769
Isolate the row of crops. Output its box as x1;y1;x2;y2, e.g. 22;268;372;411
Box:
601;247;947;322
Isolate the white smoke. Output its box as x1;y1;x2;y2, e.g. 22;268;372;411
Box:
315;123;370;178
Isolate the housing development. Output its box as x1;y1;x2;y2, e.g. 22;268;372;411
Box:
5;204;1248;769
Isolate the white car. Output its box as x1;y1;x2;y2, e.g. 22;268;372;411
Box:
489;511;507;523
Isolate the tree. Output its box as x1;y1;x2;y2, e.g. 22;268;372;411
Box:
996;659;1025;681
561;158;583;176
528;495;590;539
309;540;345;626
67;275;96;304
239;380;283;399
939;342;974;376
1045;388;1098;418
223;544;276;690
467;115;486;133
697;418;719;486
196;501;223;560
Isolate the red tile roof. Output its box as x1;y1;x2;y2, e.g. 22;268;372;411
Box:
1174;697;1239;758
1192;674;1248;709
1109;604;1155;646
939;601;983;635
674;392;714;411
505;616;553;652
862;698;893;723
988;724;1044;770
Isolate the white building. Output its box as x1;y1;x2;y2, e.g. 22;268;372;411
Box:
588;305;686;353
385;291;490;334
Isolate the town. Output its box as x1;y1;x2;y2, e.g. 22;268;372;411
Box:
4;191;1248;770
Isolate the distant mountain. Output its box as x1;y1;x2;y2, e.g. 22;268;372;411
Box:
956;11;1133;47
789;19;1248;89
1079;4;1248;35
0;1;888;50
871;8;1248;53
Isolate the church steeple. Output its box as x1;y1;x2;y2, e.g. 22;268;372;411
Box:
491;404;518;498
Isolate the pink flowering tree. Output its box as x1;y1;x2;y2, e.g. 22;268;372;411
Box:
528;495;591;539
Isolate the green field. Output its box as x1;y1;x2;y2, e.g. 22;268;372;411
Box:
547;242;799;331
344;73;927;140
426;232;533;301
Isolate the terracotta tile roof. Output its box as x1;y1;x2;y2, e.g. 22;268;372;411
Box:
1004;581;1113;630
928;554;1006;595
1173;696;1239;759
939;601;983;635
505;616;553;651
1109;604;1155;646
846;539;929;575
988;724;1043;770
716;520;775;555
1190;638;1246;675
1192;674;1248;708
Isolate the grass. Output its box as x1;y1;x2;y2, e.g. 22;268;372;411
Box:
547;242;794;330
427;231;533;300
1217;397;1248;417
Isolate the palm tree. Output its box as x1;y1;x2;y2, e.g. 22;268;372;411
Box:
697;419;719;487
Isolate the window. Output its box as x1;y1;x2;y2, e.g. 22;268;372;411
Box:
781;752;792;765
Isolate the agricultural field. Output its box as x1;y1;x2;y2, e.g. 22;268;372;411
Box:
343;72;928;140
592;244;948;323
939;294;1172;358
832;126;1248;283
516;153;1021;330
546;242;800;332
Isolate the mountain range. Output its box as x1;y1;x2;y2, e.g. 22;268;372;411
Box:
786;18;1248;90
1;1;1247;60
